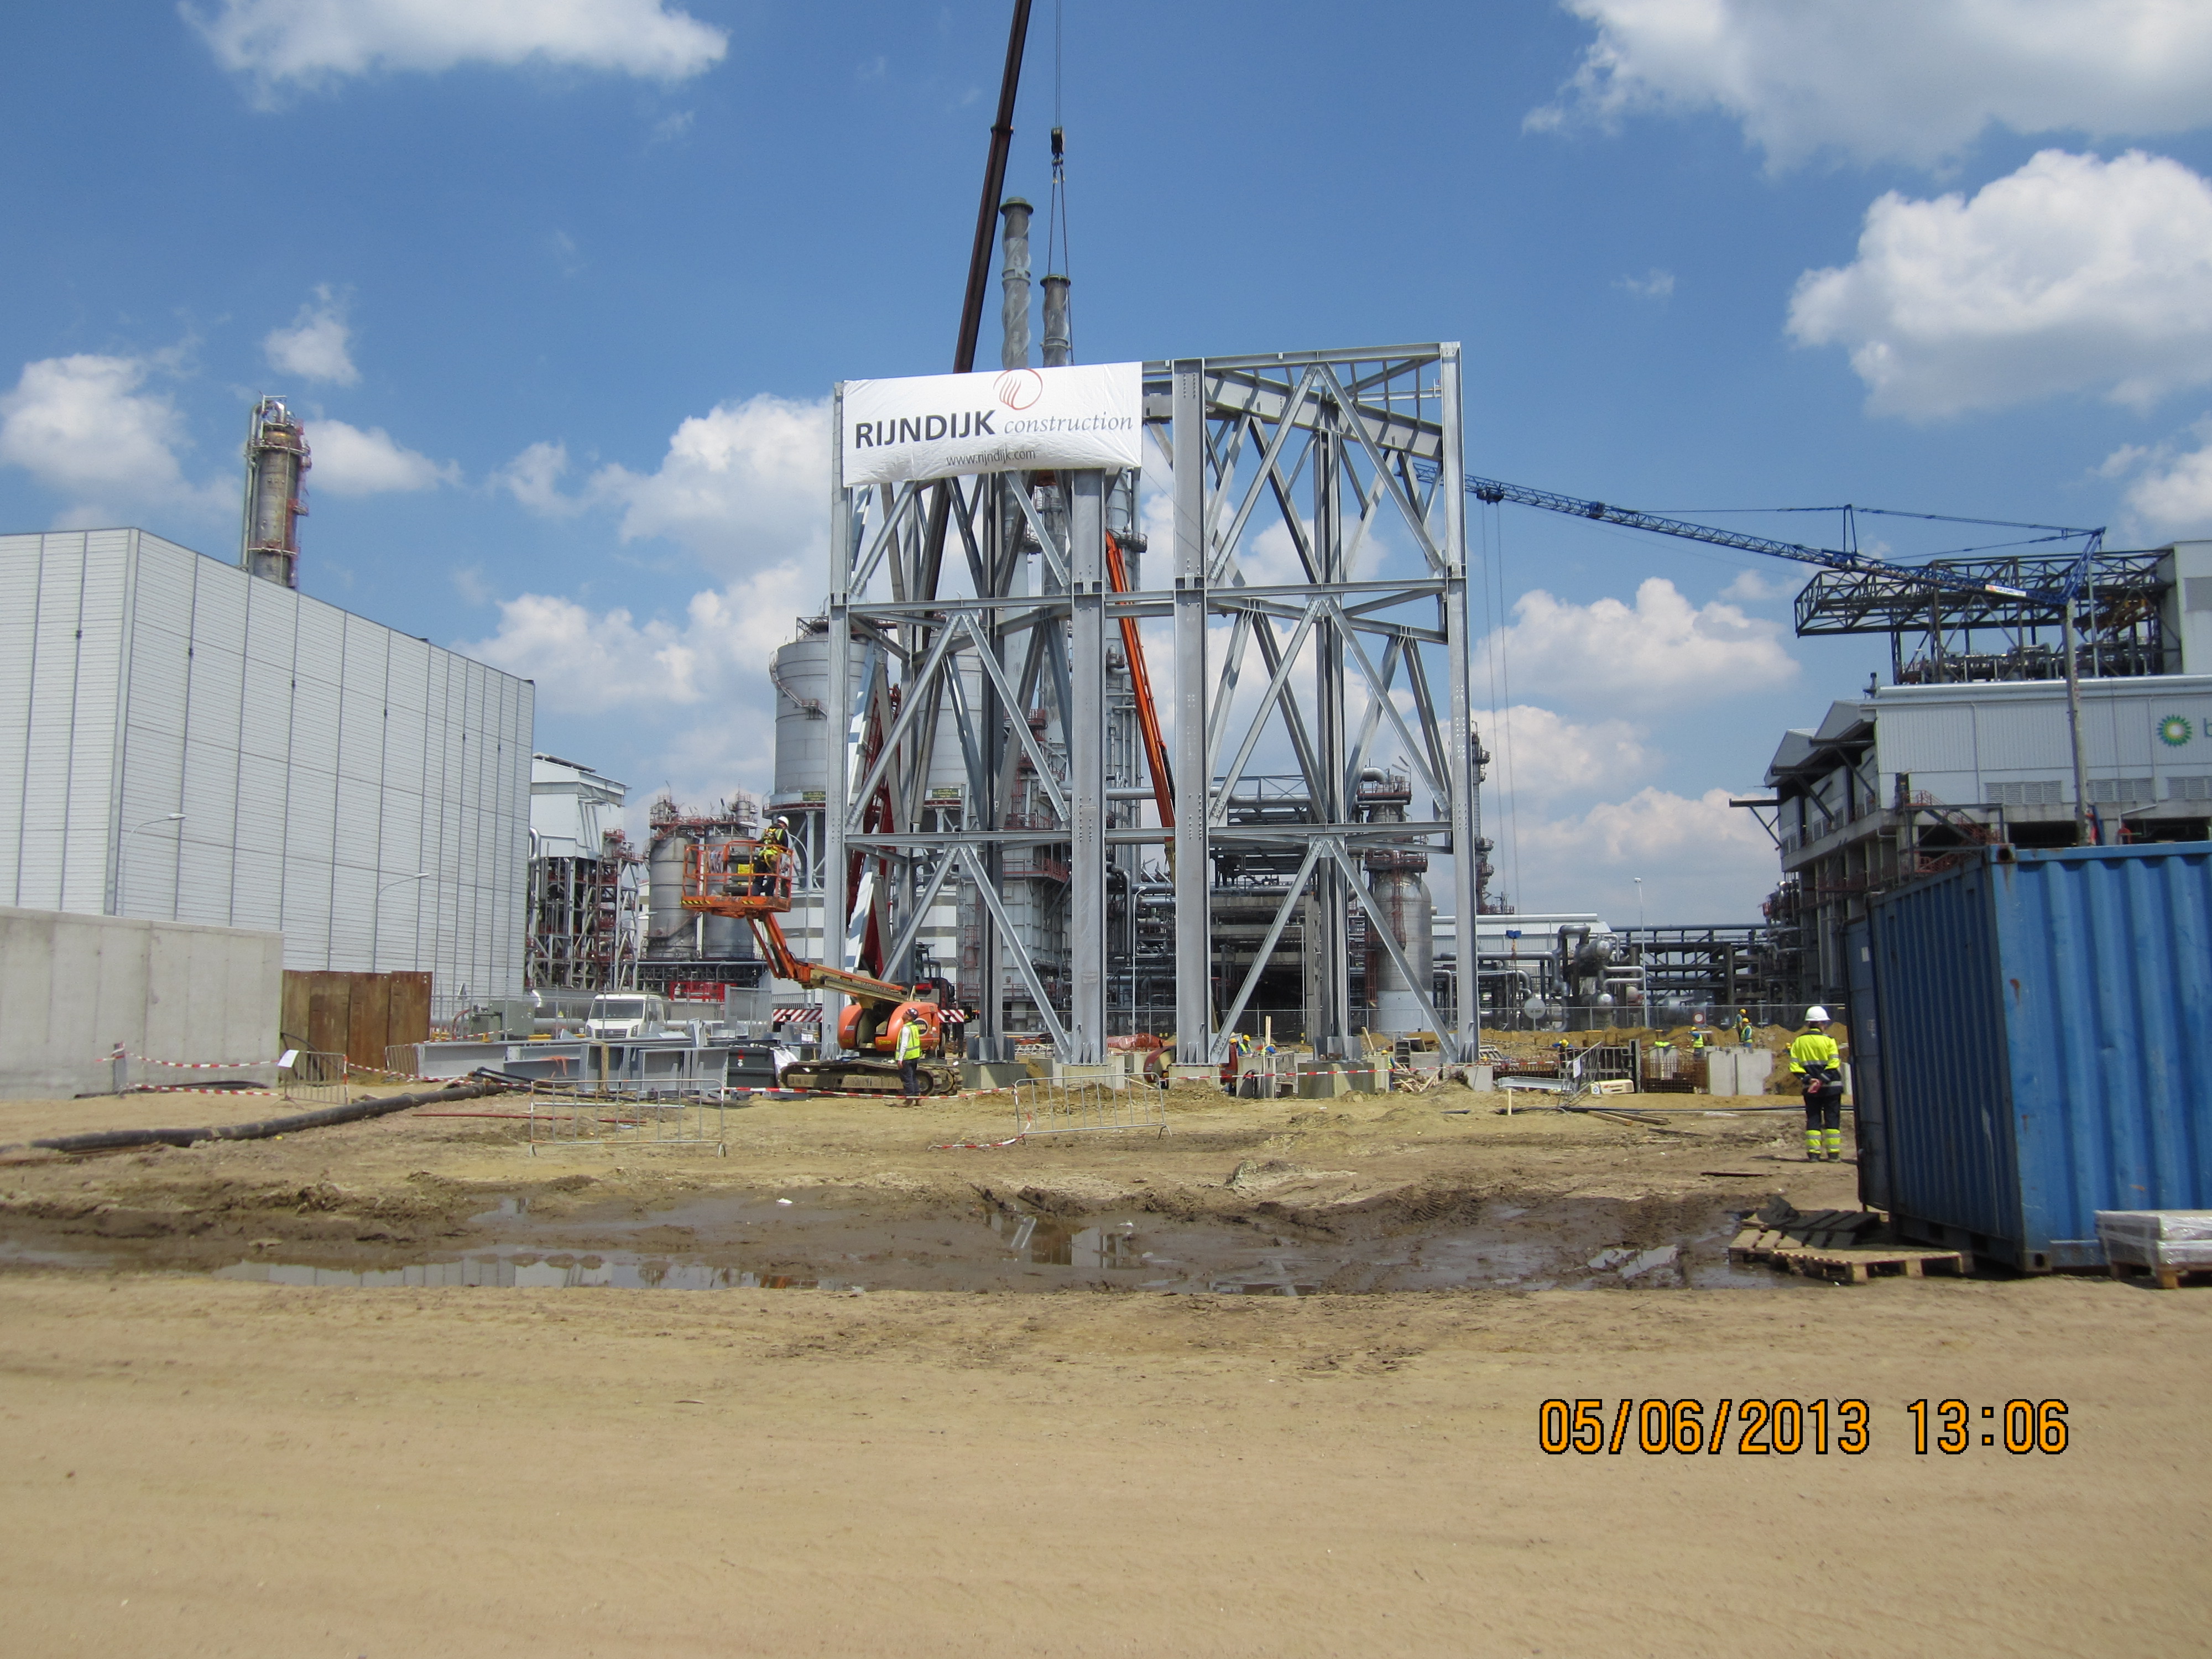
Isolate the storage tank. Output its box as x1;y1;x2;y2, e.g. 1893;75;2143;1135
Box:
1366;851;1434;1034
923;657;987;810
770;631;829;808
1856;843;2212;1270
646;832;694;961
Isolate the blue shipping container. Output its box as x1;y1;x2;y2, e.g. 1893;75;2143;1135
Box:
1861;843;2212;1270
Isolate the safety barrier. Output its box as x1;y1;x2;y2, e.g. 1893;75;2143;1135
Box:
520;1091;732;1155
1013;1078;1167;1140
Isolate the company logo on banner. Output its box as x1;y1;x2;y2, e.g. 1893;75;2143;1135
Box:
841;361;1142;487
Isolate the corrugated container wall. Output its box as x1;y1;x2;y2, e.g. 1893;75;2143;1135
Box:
0;530;533;1000
1860;844;2212;1269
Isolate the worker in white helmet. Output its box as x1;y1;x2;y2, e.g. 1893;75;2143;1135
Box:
754;816;791;896
1788;1006;1846;1162
895;1007;928;1098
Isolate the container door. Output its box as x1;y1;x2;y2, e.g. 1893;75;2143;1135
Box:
1843;920;1888;1211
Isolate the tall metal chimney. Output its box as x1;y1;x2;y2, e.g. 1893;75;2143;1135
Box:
240;396;310;588
998;198;1032;369
1040;273;1071;367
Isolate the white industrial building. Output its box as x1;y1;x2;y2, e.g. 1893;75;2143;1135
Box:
0;528;534;1001
1765;539;2212;1005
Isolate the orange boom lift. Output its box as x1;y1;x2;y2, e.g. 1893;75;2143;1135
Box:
680;842;956;1094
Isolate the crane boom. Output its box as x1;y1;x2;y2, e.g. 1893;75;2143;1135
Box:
1458;473;2095;603
1447;468;2110;840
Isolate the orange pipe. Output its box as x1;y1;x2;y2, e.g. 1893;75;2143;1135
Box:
1105;534;1175;839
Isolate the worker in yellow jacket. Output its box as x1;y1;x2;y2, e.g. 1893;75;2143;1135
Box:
1788;1007;1845;1162
896;1010;927;1098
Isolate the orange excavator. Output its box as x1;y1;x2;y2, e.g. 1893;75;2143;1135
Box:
679;839;958;1094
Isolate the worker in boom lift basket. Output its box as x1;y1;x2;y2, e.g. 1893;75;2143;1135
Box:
1789;1007;1846;1162
754;816;791;896
896;1010;926;1099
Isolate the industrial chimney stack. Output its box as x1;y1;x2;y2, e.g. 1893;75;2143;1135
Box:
240;395;310;589
998;198;1032;369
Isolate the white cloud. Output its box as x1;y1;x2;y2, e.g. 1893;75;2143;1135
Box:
263;287;357;385
506;393;830;574
1487;705;1655;802
309;419;459;495
456;562;817;717
1531;0;2212;169
1615;268;1674;300
0;353;228;524
1504;786;1778;921
1787;149;2212;419
2105;416;2212;538
1720;567;1785;602
186;0;728;97
1477;577;1797;708
495;440;586;516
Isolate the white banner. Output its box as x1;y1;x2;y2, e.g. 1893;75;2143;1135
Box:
840;361;1143;487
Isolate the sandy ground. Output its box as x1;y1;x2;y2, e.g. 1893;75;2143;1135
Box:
3;1081;2208;1656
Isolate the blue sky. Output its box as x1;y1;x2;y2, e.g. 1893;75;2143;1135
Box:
6;1;2212;922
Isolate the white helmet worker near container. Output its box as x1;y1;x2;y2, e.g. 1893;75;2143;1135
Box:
1788;1008;1845;1161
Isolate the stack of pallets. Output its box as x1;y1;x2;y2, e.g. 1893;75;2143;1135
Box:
1730;1208;1973;1285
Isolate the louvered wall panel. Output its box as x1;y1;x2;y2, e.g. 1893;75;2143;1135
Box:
333;774;382;871
238;660;294;759
385;634;431;709
174;833;238;928
244;577;298;666
328;859;375;968
0;539;43;893
281;854;334;971
18;536;89;910
293;603;345;716
186;551;249;656
229;749;290;932
60;539;131;915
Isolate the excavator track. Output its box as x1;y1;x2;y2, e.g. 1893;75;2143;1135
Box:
776;1060;960;1096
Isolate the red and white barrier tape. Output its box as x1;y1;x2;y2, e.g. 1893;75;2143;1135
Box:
114;1053;285;1069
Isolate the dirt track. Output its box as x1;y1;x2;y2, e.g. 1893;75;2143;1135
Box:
3;1082;2207;1655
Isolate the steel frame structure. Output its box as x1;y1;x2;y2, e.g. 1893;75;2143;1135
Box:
820;343;1480;1068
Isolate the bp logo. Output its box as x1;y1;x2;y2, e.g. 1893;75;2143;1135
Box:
2158;715;2195;747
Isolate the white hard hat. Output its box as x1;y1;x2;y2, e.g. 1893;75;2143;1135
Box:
1804;1005;1832;1024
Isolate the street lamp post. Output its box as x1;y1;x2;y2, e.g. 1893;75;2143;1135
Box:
108;813;185;915
372;872;431;971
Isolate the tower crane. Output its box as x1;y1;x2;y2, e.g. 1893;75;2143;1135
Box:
1438;467;2110;840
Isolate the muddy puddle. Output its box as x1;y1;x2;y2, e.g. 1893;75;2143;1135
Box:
2;1190;1818;1295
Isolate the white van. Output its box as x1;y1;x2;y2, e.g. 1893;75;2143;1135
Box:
585;994;666;1040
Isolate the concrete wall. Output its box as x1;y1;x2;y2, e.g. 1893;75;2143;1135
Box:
0;906;281;1099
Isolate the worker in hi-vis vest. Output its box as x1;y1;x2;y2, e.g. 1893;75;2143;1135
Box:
896;1011;926;1098
754;817;791;896
1789;1007;1846;1162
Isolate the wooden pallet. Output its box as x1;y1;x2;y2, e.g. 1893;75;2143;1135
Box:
2106;1260;2212;1291
1730;1209;1973;1285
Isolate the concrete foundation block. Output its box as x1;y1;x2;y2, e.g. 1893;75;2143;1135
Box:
962;1061;1026;1092
1171;1063;1223;1086
1051;1062;1124;1091
1297;1068;1354;1099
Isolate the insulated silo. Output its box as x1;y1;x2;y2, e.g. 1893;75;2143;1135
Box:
770;632;830;809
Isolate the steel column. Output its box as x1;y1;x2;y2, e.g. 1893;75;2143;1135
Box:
1171;360;1213;1067
1439;343;1480;1063
1067;468;1107;1061
823;385;853;1052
